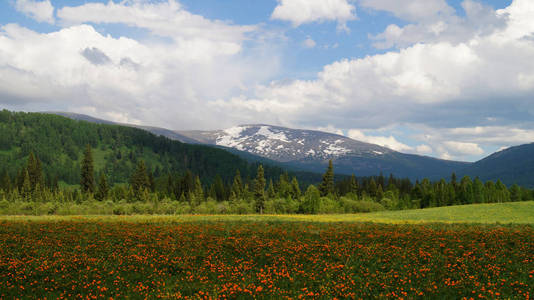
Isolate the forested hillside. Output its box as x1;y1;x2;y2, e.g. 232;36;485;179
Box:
459;143;534;187
0;110;289;186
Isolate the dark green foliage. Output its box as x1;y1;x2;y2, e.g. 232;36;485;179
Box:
459;142;534;187
0;110;294;187
131;160;150;198
80;145;95;194
95;174;109;201
319;160;334;197
254;165;266;213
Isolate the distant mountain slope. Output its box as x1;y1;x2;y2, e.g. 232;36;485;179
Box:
48;112;200;144
178;125;469;179
47;113;469;180
0;110;295;186
459;143;534;187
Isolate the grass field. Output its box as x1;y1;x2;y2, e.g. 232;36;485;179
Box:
1;201;533;224
0;202;533;298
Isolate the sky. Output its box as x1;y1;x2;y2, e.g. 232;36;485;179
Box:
1;0;533;162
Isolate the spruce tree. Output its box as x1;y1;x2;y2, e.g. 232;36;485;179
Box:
254;165;266;214
21;170;32;201
291;177;301;199
267;179;276;199
231;170;243;199
95;174;109;201
350;174;358;195
80;145;95;193
131;160;149;197
319;160;334;197
194;176;204;201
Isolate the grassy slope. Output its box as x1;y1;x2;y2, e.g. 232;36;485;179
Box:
1;201;533;224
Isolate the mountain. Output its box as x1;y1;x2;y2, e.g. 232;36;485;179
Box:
459;143;534;187
0;110;299;186
48;112;469;180
178;125;470;179
48;112;200;144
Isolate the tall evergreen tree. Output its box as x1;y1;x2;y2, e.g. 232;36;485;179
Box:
350;174;358;195
26;152;43;190
267;179;276;199
254;165;266;214
21;170;32;201
194;176;204;201
80;145;95;193
319;160;335;197
131;160;150;197
291;177;301;199
231;169;243;200
95;174;109;201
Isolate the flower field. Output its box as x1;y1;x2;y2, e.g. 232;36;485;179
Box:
0;219;533;299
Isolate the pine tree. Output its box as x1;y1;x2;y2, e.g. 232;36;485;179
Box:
319;160;334;197
131;160;149;198
349;174;358;195
267;179;276;199
231;170;243;199
21;170;32;201
95;174;109;201
291;177;301;199
368;178;378;198
376;184;384;200
0;171;11;192
194;176;204;201
80;145;95;194
26;152;43;190
254;165;266;214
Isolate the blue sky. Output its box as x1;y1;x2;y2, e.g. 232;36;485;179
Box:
1;0;533;162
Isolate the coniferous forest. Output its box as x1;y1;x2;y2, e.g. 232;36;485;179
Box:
0;109;532;215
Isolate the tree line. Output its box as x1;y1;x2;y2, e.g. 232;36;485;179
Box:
0;148;531;215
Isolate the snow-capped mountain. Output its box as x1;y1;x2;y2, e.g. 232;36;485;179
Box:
49;112;469;179
178;125;392;162
177;125;468;179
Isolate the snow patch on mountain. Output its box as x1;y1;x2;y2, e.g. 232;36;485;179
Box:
257;126;289;142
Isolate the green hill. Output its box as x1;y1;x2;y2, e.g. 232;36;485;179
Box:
459;143;534;187
0;110;300;187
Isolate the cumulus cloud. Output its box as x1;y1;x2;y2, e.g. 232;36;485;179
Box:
364;0;506;49
415;144;433;155
271;0;356;30
0;1;281;129
2;0;534;162
359;0;453;22
57;0;255;46
81;47;112;66
303;37;316;48
347;129;413;152
14;0;55;24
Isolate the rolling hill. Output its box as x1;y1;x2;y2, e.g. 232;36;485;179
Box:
0;110;303;186
459;143;534;187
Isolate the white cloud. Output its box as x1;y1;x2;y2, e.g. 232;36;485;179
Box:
14;0;55;24
0;2;281;130
271;0;356;30
365;0;506;49
359;0;453;22
347;129;413;152
316;125;344;136
216;0;534;131
443;141;484;156
303;37;316;48
415;144;433;155
57;0;255;44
